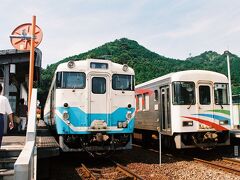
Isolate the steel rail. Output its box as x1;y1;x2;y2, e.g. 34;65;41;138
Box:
115;163;144;180
222;157;240;165
81;163;98;180
108;158;143;180
194;158;240;176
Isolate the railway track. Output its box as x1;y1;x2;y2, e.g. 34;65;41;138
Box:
79;160;143;180
134;143;240;176
194;157;240;176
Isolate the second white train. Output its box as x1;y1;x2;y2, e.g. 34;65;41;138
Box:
135;70;231;150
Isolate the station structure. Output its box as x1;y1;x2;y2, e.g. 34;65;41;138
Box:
0;49;41;134
0;48;59;180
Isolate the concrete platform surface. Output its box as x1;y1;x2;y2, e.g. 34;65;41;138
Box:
1;120;59;158
1;136;25;150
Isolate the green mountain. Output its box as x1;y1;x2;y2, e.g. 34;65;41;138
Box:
38;38;240;105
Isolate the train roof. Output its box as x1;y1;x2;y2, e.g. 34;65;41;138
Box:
55;59;134;74
136;70;228;88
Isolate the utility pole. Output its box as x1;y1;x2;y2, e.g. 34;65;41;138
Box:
225;50;233;129
28;15;36;108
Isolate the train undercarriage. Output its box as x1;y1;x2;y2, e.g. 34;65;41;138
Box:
134;129;230;150
58;133;132;156
176;131;230;150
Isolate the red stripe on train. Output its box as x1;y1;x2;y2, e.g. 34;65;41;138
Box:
182;116;228;131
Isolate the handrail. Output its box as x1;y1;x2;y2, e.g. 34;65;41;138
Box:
14;88;37;180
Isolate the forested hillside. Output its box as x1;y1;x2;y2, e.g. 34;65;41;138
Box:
38;38;240;105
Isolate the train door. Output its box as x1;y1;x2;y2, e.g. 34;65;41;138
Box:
90;75;109;124
197;81;214;122
160;86;171;133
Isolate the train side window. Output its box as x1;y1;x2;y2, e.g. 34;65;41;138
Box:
154;90;159;101
199;85;211;105
143;93;149;111
92;77;106;94
136;95;139;110
138;94;143;111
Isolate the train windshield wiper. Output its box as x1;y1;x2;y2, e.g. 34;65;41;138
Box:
72;85;76;92
121;86;125;94
219;101;223;109
187;99;194;109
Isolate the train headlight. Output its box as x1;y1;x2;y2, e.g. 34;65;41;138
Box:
68;61;75;68
126;111;132;120
117;121;128;128
122;121;128;128
63;111;69;120
122;64;128;72
118;122;123;128
183;121;193;126
219;120;228;125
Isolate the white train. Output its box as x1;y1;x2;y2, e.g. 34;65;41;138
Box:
135;70;231;150
44;59;135;154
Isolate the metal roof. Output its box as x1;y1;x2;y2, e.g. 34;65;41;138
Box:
0;48;42;67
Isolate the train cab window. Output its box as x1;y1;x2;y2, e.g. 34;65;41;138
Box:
214;83;229;105
92;77;106;94
172;82;195;105
199;85;211;105
56;72;86;89
112;74;134;91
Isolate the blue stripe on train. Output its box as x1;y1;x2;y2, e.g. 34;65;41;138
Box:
55;107;135;134
193;113;230;124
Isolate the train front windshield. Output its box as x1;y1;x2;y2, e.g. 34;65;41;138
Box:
112;74;134;91
173;82;195;105
56;72;86;89
214;83;229;105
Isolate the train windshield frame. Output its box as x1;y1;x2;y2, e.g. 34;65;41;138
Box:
172;81;195;105
214;83;229;105
56;72;86;89
112;74;135;91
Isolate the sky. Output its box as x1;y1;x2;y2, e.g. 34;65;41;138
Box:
1;0;240;68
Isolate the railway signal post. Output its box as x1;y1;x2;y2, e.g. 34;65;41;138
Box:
10;16;43;108
224;51;233;129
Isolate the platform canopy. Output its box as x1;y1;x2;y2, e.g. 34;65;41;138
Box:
0;48;42;67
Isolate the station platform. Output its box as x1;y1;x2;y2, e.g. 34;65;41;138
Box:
1;120;60;159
